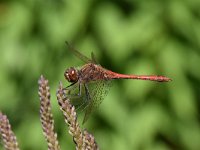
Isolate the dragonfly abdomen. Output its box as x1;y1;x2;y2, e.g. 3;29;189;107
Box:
104;70;171;82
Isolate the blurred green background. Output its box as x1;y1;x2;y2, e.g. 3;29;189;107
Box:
0;0;200;150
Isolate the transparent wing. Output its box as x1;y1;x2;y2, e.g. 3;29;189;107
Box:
91;52;99;64
64;82;88;110
82;80;112;124
65;41;97;64
64;79;112;124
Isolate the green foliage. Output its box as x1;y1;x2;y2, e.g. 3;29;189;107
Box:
0;0;200;149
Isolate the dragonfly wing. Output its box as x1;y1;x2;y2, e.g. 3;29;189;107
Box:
65;82;89;110
82;80;112;124
64;78;112;124
91;52;99;64
65;41;97;64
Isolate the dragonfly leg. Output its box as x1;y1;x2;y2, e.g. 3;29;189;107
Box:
81;84;92;110
62;82;82;98
62;82;91;113
84;84;91;102
73;83;91;112
77;82;82;96
63;82;77;89
74;83;91;111
62;82;76;93
62;82;85;111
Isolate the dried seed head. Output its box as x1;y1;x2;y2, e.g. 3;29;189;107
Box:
0;112;19;150
38;75;60;150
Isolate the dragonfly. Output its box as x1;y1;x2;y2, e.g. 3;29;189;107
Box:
64;42;171;124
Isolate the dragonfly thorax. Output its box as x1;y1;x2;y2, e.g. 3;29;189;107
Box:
64;67;79;83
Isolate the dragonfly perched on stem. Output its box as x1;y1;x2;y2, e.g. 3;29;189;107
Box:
64;42;171;124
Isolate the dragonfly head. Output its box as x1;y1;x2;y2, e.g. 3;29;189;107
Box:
64;67;79;83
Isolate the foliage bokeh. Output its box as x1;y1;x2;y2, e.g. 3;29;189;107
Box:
0;0;200;150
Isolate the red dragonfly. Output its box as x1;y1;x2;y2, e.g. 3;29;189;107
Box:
64;42;171;124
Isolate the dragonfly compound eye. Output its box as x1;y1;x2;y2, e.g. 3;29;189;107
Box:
64;67;79;82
